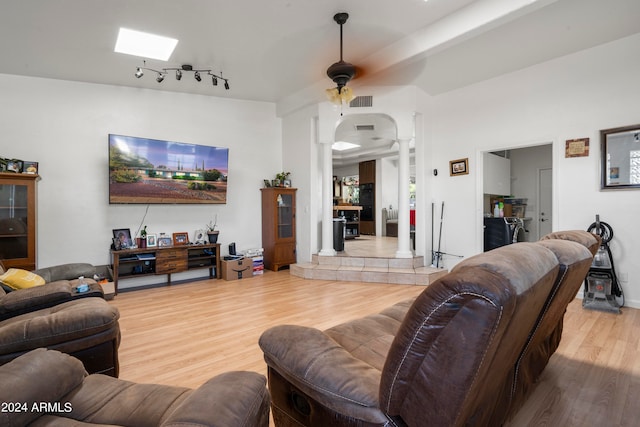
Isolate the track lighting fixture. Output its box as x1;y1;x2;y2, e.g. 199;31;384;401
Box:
133;61;231;91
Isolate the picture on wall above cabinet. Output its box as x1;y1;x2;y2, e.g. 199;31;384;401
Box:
108;134;229;204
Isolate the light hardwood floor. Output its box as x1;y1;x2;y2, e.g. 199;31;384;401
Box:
110;271;640;426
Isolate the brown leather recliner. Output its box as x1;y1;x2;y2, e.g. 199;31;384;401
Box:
0;348;270;427
0;296;120;376
259;231;597;426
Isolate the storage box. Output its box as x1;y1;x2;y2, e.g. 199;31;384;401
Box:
222;257;254;280
95;264;115;300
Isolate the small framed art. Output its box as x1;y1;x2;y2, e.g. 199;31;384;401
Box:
112;228;133;250
172;232;189;246
22;161;39;174
158;235;172;247
146;234;157;247
449;158;469;176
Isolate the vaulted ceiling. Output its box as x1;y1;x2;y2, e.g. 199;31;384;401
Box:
2;0;638;113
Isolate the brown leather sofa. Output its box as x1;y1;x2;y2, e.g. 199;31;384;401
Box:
0;348;270;427
259;230;598;426
1;263;104;320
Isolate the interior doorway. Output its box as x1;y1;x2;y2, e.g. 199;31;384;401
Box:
482;143;552;245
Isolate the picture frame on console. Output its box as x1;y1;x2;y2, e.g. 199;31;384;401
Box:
112;228;132;250
158;235;172;247
172;232;189;246
146;234;157;247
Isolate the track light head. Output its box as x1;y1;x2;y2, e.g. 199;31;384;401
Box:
176;69;182;80
135;68;144;78
194;71;201;82
212;75;218;86
156;73;164;83
224;80;230;90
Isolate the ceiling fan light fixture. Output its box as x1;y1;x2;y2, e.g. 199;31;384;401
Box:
326;86;355;105
326;12;356;104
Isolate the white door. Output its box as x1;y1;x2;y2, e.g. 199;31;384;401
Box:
538;168;552;238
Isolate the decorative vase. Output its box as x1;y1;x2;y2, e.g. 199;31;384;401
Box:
207;231;219;244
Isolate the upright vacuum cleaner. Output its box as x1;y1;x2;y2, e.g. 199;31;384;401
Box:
583;215;624;314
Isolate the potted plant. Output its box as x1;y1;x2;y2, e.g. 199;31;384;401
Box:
276;171;291;187
206;215;219;244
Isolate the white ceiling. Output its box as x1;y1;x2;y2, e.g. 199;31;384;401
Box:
1;0;638;162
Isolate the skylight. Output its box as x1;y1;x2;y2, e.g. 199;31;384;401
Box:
114;28;178;61
332;141;361;151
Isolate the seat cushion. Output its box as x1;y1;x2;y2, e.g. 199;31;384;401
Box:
0;298;119;354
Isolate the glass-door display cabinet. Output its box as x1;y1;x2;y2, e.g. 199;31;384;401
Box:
261;187;296;271
0;173;39;270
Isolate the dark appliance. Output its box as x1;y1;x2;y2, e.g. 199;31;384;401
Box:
358;183;375;235
483;217;525;251
583;216;623;313
359;183;374;221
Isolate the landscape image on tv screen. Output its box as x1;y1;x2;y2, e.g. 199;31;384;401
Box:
109;134;229;204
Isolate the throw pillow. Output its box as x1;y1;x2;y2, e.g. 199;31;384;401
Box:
0;268;46;290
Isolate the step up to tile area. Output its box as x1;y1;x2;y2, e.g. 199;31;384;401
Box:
290;254;448;286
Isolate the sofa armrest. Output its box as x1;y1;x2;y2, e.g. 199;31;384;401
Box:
162;371;269;427
0;348;86;427
259;325;380;412
0;281;74;320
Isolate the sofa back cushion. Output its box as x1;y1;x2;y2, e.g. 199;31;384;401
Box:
379;243;559;427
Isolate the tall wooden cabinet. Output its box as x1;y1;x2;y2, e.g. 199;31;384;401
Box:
0;173;39;270
261;187;296;271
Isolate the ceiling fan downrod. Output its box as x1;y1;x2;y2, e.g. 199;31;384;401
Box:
327;12;356;93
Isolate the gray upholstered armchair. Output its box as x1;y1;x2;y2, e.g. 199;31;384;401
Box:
0;348;270;427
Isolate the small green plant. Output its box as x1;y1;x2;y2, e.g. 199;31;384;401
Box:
276;171;291;181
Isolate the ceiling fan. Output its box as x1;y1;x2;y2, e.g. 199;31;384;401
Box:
326;12;357;105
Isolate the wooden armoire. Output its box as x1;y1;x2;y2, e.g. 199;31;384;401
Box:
261;187;297;271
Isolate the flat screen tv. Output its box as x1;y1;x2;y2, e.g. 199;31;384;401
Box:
109;134;229;204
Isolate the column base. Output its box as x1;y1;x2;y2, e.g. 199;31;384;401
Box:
395;250;413;259
319;248;337;256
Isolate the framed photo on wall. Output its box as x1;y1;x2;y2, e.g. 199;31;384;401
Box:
449;158;469;176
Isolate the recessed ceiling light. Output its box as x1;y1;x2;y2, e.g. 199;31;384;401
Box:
114;28;178;61
332;141;361;151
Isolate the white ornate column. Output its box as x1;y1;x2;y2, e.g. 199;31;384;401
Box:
319;140;337;256
395;138;413;258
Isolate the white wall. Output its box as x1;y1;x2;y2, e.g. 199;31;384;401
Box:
281;104;319;263
428;32;640;307
0;74;281;290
